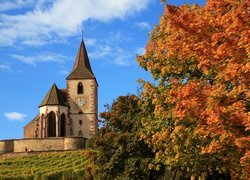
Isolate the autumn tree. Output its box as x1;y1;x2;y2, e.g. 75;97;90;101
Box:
137;0;249;179
84;95;164;179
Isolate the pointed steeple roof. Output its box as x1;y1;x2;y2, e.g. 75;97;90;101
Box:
39;83;67;107
66;40;95;80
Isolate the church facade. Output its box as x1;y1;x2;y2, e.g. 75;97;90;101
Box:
0;39;98;154
24;40;98;139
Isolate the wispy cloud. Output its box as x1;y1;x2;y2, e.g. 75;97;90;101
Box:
86;31;136;66
104;32;132;45
10;53;71;67
113;48;133;66
59;69;70;75
135;22;151;30
0;0;34;12
89;45;112;59
85;38;96;46
114;55;132;66
0;63;12;72
89;45;133;66
0;0;150;46
136;47;145;55
4;112;27;121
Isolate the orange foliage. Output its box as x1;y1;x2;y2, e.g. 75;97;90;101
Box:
137;0;249;179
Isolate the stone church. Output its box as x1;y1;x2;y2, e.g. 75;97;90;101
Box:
0;39;98;154
24;39;98;139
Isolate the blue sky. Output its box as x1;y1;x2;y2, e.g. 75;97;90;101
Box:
0;0;206;140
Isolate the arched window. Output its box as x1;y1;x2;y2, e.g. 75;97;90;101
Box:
60;113;66;137
77;82;83;94
78;130;83;137
48;111;56;137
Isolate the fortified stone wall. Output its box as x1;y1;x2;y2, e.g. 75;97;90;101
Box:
0;137;86;154
0;140;14;153
14;138;65;152
64;137;85;150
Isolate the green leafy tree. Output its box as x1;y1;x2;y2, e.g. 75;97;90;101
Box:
84;95;164;179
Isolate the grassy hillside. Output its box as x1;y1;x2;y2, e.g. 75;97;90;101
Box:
0;150;86;180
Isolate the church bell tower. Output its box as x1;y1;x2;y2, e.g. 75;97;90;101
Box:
66;40;98;138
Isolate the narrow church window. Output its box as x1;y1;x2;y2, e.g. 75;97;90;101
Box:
79;120;83;125
79;130;83;136
41;114;44;138
60;113;66;137
78;82;83;94
48;111;56;137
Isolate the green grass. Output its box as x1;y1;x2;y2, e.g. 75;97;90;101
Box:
0;150;86;180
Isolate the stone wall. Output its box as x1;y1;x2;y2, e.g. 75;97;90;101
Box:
0;137;86;154
0;140;14;153
64;137;85;150
14;138;65;152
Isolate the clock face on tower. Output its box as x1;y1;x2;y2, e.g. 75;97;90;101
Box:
76;98;86;107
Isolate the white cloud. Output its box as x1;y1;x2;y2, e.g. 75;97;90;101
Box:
89;45;112;59
136;47;145;55
112;48;133;66
0;0;34;12
10;53;71;67
136;22;151;30
114;55;131;66
85;38;97;46
105;32;132;44
0;63;11;72
59;69;70;75
86;31;135;66
0;0;150;46
89;44;133;66
4;112;27;121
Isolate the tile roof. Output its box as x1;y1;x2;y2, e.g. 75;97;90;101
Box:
24;114;39;128
39;83;68;107
66;40;95;80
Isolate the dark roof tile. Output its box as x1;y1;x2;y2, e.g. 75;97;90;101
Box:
66;40;95;80
39;84;68;107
